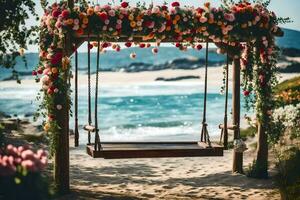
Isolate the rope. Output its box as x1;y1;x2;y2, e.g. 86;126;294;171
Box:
220;53;229;149
87;33;92;144
94;36;101;151
74;49;79;147
200;42;211;147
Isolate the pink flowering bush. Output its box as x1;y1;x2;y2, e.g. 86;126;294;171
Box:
0;144;50;199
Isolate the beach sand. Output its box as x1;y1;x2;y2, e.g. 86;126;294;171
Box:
61;140;280;200
2;67;299;200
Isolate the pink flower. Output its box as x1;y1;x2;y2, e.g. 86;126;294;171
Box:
94;5;101;12
158;24;166;33
224;13;235;22
199;16;207;23
108;9;116;17
116;24;122;30
102;4;111;10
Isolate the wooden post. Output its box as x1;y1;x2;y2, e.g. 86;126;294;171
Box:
53;0;74;194
232;58;243;173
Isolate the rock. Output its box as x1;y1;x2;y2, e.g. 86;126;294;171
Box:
0;119;19;131
24;112;34;117
279;63;300;73
282;48;300;57
155;75;200;81
0;111;11;119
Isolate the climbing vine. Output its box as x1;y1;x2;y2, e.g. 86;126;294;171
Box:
36;0;287;155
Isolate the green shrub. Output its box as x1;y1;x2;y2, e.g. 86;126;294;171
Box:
275;147;300;200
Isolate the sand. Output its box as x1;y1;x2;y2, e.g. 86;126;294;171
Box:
60;142;280;200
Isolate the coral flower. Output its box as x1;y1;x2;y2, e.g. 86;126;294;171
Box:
82;17;89;24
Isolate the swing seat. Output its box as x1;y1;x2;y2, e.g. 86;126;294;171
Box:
86;141;223;159
84;125;97;132
218;123;238;130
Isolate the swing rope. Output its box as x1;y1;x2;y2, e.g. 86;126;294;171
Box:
200;42;211;147
87;33;92;144
219;53;229;149
74;49;79;147
94;36;101;151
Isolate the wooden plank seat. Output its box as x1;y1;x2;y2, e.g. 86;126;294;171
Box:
218;123;238;130
86;141;224;159
83;125;97;132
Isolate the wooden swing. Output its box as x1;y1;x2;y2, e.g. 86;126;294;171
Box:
74;36;226;159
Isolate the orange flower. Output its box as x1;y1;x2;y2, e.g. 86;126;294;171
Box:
51;67;58;74
79;13;85;19
208;18;214;24
172;20;177;25
87;7;94;16
175;15;180;21
83;17;89;24
128;14;134;21
204;2;210;8
166;26;171;31
130;21;136;28
136;15;142;21
165;14;171;20
67;18;74;25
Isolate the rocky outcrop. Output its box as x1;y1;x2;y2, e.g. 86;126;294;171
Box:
155;75;200;81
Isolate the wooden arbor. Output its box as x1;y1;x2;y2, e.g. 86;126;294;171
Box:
53;0;244;194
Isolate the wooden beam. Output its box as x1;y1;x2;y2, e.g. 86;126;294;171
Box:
232;58;243;173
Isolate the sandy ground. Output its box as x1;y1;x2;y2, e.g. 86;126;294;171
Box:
59;140;280;200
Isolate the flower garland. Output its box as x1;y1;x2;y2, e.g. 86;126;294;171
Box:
35;1;285;154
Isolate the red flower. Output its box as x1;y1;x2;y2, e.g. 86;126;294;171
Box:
144;21;153;28
37;68;43;74
51;52;63;65
161;5;168;11
98;12;108;21
171;2;180;7
125;42;132;48
121;2;129;8
139;43;146;48
195;44;202;50
196;8;204;14
32;71;37;76
61;10;69;19
175;43;181;48
88;43;93;49
166;20;172;26
243;90;250;96
102;42;109;48
52;10;61;18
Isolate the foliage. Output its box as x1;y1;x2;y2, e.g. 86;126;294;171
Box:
240;126;256;141
274;76;300;106
0;144;49;199
275;147;300;200
0;0;38;82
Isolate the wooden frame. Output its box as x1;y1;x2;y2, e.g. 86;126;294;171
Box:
53;0;243;193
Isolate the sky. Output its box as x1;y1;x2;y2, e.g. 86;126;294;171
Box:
27;0;300;52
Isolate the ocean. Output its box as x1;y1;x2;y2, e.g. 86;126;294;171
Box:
1;28;299;143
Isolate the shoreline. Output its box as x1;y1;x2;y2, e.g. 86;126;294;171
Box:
1;66;299;88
